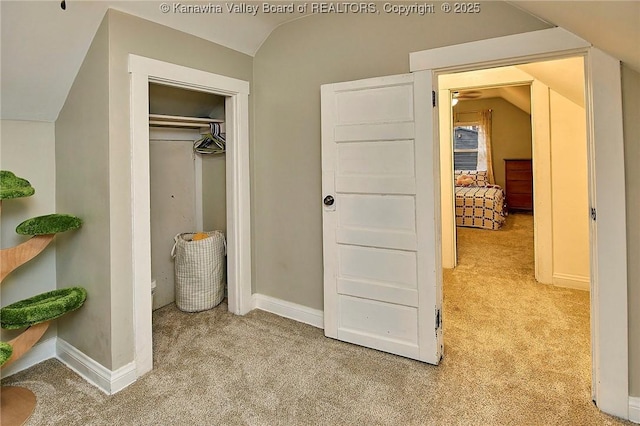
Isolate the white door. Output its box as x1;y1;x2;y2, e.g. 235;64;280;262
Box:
321;72;442;363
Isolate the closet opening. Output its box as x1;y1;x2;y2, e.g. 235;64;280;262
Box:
129;54;252;378
148;83;227;310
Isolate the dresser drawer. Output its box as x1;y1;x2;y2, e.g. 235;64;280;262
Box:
507;180;533;194
507;193;533;210
505;160;532;172
506;170;532;181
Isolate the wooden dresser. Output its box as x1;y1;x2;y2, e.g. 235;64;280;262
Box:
504;159;533;212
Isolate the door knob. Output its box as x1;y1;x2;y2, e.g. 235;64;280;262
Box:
323;195;335;206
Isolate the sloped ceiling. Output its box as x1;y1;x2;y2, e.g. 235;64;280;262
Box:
452;56;585;115
1;1;638;122
508;0;640;71
459;85;532;114
517;57;585;107
0;0;302;121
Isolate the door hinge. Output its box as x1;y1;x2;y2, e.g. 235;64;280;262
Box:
591;207;597;221
435;308;441;330
432;90;436;107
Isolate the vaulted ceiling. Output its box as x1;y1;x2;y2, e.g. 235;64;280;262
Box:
443;56;585;115
1;1;638;122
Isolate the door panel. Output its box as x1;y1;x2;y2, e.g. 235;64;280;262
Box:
338;195;416;232
321;72;441;363
337;194;417;250
335;84;414;123
337;280;418;307
339;295;418;341
336;140;415;176
338;245;417;288
335;122;415;142
338;295;420;358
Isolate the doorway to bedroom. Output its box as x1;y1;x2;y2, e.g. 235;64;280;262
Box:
439;56;592;404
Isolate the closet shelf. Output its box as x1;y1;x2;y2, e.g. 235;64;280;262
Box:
149;114;223;129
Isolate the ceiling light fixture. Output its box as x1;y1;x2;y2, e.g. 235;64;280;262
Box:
452;90;483;106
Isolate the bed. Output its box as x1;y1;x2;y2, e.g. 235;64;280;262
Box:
454;170;506;230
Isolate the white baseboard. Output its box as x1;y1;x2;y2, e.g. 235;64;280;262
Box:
252;293;324;329
0;337;56;379
56;338;136;395
552;273;590;291
630;396;640;423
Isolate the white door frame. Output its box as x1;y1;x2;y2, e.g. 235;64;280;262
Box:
411;28;629;419
129;55;253;377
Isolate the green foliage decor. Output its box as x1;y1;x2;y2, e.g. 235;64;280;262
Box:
0;170;35;200
0;170;88;384
0;341;13;366
16;214;83;236
1;287;87;330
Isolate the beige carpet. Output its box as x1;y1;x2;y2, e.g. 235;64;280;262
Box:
1;214;632;425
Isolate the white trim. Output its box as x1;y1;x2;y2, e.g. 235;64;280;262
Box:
410;27;589;72
410;28;629;419
630;397;640;424
414;70;444;363
223;92;253;316
586;47;629;418
437;89;456;269
252;294;324;329
129;56;249;96
56;338;136;395
0;338;56;379
531;80;554;284
129;66;154;378
552;273;590;291
129;55;252;380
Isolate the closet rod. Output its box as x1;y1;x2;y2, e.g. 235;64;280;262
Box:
148;113;223;129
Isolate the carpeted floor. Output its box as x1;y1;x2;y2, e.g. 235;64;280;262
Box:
1;214;632;425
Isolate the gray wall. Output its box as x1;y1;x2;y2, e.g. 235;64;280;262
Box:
202;154;227;233
252;4;549;310
622;64;640;396
55;16;112;368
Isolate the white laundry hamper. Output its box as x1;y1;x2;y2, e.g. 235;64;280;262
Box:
171;230;226;312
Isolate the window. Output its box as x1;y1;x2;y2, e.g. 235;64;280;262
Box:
453;124;479;170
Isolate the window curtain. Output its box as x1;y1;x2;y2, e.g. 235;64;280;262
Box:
477;110;494;184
